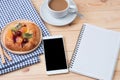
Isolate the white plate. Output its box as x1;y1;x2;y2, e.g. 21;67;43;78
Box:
40;0;77;26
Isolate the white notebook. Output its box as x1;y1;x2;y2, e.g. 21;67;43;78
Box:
69;23;120;80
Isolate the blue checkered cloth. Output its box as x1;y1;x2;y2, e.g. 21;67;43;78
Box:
0;57;40;75
0;0;50;75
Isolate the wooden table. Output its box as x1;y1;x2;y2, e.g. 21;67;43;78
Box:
0;0;120;80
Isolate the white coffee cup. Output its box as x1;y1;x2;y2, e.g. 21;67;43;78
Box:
47;0;77;18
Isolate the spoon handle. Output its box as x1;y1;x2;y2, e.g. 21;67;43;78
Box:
77;12;84;19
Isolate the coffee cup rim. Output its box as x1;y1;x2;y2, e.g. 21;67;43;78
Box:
47;0;69;12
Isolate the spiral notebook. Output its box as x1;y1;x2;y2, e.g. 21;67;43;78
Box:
69;23;120;80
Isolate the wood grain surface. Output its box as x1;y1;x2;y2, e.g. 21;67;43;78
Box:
0;0;120;80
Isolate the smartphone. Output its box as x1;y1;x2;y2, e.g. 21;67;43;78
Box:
43;35;68;75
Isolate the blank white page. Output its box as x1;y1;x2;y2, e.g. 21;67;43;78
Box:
70;23;120;80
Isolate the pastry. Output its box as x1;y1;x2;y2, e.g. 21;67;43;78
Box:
1;20;42;54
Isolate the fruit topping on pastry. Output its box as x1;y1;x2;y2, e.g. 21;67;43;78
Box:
11;23;33;47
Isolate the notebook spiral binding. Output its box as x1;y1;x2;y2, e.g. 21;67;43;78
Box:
69;24;86;68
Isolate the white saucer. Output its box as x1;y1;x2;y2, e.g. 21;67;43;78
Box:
40;0;77;26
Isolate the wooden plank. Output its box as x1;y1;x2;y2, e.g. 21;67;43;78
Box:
32;0;120;12
0;54;119;80
32;0;120;31
74;0;120;11
113;71;120;80
42;11;120;32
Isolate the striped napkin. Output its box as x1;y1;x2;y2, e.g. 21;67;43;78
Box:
0;0;50;74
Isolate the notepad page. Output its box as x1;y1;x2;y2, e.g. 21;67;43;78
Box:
70;24;120;80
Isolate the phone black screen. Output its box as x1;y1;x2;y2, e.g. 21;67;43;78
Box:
43;38;67;71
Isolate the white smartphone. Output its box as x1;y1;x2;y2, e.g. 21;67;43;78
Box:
43;35;68;75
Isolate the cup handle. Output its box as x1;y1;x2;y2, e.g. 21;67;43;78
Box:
68;5;77;14
68;5;84;19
